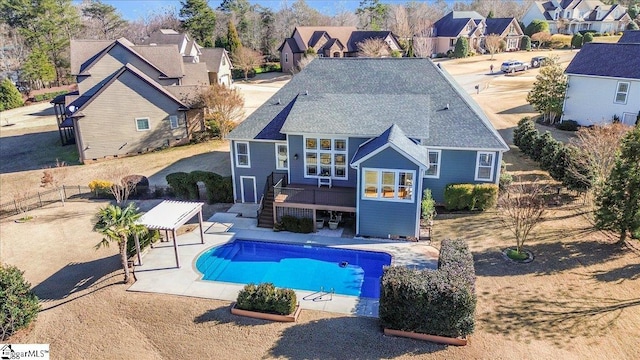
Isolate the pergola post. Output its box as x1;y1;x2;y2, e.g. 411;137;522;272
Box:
172;229;180;268
198;209;205;244
135;233;142;266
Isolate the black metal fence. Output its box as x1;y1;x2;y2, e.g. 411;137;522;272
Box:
0;184;177;219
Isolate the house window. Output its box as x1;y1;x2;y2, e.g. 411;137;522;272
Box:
169;115;179;129
235;141;250;168
285;53;288;63
615;82;630;104
362;168;415;202
424;150;441;178
475;152;495;181
450;38;455;47
222;57;226;66
275;143;288;170
304;136;347;179
333;52;341;57
135;117;150;131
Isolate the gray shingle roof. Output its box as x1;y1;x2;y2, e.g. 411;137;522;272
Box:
199;48;230;72
619;30;640;44
228;58;508;151
565;43;640;79
351;124;429;167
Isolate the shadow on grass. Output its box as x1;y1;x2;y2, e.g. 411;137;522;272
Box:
147;151;231;186
267;317;445;359
591;263;640;283
497;104;535;115
194;306;276;327
0;130;79;173
479;286;640;344
474;239;626;277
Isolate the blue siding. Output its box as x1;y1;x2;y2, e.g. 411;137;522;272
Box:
287;135;367;188
422;150;500;203
232;141;280;202
358;147;421;238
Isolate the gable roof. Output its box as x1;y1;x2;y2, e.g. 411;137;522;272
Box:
347;31;397;51
485;18;517;35
200;48;231;72
67;64;188;118
434;11;484;37
70;40;113;75
132;45;185;78
228;58;508;151
619;30;640;44
351;124;429;167
294;26;357;51
565;42;640;79
278;37;301;53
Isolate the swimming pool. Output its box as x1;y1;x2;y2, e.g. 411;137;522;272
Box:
195;239;392;298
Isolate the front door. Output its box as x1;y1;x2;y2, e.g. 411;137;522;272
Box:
241;176;256;203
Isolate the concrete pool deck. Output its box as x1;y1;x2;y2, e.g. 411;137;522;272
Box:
128;212;439;317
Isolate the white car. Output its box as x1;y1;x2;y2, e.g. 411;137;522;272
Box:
501;60;529;73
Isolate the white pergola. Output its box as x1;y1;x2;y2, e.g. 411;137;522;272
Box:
136;200;205;268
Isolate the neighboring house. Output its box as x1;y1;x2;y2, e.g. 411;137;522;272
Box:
143;29;233;86
560;42;640;126
431;11;523;55
619;29;640;43
522;0;630;34
226;58;509;239
61;37;209;163
278;26;402;73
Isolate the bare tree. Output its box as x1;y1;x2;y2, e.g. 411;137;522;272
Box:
331;10;359;26
531;31;552;48
406;2;440;36
199;83;245;139
40;159;68;206
498;181;547;254
388;5;412;40
357;37;391;57
484;34;502;60
98;164;137;204
412;36;436;58
231;46;264;81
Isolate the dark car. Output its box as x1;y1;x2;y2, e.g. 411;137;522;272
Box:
531;56;549;68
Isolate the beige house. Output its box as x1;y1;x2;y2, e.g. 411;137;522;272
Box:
522;0;630;34
431;11;524;56
279;26;402;73
200;48;233;86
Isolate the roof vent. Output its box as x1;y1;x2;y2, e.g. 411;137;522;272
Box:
276;98;281;105
305;90;309;95
444;103;450;110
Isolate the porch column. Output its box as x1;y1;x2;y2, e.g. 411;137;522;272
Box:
172;229;180;268
198;209;205;244
135;233;142;266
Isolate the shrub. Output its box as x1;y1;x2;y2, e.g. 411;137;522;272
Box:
518;122;540;158
520;35;531;50
444;184;474;210
1;264;40;340
471;184;498;210
571;33;583;48
166;172;196;199
88;179;114;197
122;174;149;198
453;37;469;58
279;215;314;233
126;230;160;258
421;189;436;221
379;239;476;338
512;117;532;148
540;136;562;171
556;120;579;131
563;146;594;192
32;90;68;102
236;283;297;315
0;79;24;111
583;32;594;44
499;160;513;190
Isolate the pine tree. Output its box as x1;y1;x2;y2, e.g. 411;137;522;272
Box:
21;47;56;85
179;0;216;47
526;57;567;124
595;125;640;242
0;78;24;111
453;37;469;58
520;35;531;51
227;20;242;55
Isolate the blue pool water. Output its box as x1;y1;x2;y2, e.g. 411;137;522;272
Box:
195;240;392;298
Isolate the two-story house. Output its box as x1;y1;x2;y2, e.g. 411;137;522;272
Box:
522;0;630;34
226;58;509;239
431;11;524;55
278;27;402;73
561;40;640;126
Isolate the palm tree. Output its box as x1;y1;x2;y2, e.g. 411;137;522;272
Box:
93;203;147;283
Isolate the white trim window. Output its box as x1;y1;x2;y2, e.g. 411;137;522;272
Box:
169;115;179;129
475;152;495;181
304;137;347;179
235;141;250;168
424;150;441;178
135;117;150;131
275;143;288;170
362;168;415;202
615;82;630;104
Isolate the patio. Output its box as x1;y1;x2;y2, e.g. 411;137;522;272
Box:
128;212;438;317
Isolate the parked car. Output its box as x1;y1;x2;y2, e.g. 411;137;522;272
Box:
530;56;549;68
501;60;529;73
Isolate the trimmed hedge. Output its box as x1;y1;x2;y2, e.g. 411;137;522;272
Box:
236;283;297;315
276;215;314;233
444;184;498;211
1;264;40;340
126;229;160;258
32;90;68;102
379;239;476;338
165;171;233;203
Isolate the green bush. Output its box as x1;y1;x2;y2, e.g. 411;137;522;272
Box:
0;79;24;111
453;37;469;58
444;184;474;210
166;171;233;203
520;35;531;50
379;239;476;338
421;189;436;220
540;135;562;172
1;264;40;340
126;230;160;258
513;117;534;149
32;90;68;102
166;172;196;199
471;184;498;210
499;160;512;190
571;33;583;48
556;120;579;131
583;32;594;44
278;215;314;233
563;146;594;192
236;282;297;315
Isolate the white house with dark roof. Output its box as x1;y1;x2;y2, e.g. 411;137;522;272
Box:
522;0;631;34
561;42;640;126
226;58;509;239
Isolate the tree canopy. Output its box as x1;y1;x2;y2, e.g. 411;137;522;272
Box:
526;57;566;123
179;0;216;47
0;78;24;111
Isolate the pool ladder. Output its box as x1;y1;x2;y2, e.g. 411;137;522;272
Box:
303;286;334;302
